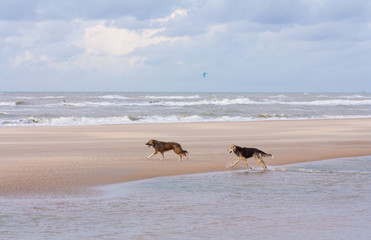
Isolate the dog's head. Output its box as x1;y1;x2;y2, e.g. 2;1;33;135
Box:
145;139;156;148
227;145;237;153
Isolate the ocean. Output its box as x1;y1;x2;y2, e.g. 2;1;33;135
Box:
0;92;370;126
1;156;370;239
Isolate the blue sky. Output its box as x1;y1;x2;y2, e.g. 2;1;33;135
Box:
1;0;370;92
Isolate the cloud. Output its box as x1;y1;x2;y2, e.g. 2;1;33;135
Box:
11;51;33;67
80;21;188;56
0;0;370;91
151;9;188;23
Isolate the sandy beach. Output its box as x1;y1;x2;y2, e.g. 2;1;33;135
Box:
0;118;370;196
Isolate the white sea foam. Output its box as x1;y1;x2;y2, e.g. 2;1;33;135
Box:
286;99;371;106
323;114;371;119
9;116;135;126
138;98;371;107
143;95;201;99
339;94;369;99
3;114;371;127
0;101;16;106
144;97;257;106
1;92;370;127
59;98;255;107
267;94;293;99
61;101;125;107
40;96;66;99
168;98;370;107
40;97;371;108
97;95;129;100
0;115;253;126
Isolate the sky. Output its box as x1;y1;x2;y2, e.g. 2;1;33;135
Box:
1;0;370;92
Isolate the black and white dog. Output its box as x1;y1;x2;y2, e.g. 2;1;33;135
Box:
228;145;273;171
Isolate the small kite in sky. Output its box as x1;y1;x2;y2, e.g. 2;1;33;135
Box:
203;72;207;78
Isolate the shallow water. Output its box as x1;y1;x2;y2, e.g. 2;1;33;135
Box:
1;156;370;239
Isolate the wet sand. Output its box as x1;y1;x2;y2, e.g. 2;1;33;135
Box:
0;119;370;196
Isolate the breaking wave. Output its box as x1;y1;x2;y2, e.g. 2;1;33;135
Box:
97;95;129;100
1;92;370;127
285;99;371;106
0;102;15;106
143;95;201;100
2;114;371;127
59;98;371;107
0;115;249;126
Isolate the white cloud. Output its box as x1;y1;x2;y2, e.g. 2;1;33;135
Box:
11;50;52;68
80;21;188;56
11;51;33;67
151;9;188;23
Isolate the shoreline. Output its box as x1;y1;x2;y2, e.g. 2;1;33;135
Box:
2;116;371;128
1;118;370;196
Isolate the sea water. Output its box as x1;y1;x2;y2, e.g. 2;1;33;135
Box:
1;92;370;126
1;156;370;240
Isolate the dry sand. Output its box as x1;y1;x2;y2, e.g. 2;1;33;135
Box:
0;119;370;196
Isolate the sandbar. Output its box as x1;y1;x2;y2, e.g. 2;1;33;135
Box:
0;119;370;196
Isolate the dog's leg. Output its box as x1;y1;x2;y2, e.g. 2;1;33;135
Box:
178;154;182;161
260;158;267;170
242;158;252;169
259;153;268;170
147;150;158;159
230;158;241;167
160;152;165;160
254;155;267;171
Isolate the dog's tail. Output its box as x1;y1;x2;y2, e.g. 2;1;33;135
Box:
175;144;189;157
181;149;189;159
261;152;273;159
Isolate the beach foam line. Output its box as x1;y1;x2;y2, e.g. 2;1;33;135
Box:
0;101;16;106
97;95;129;100
2;114;371;127
11;96;370;108
143;95;201;99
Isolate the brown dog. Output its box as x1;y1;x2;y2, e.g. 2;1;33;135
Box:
146;139;189;161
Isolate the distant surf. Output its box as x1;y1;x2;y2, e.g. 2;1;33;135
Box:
1;92;370;126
